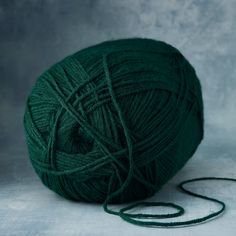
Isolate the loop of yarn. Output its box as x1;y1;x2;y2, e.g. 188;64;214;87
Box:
118;177;236;227
24;38;234;228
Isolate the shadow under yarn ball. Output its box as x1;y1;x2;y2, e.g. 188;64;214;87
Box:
23;38;204;204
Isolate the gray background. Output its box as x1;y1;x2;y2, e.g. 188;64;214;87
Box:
0;0;235;235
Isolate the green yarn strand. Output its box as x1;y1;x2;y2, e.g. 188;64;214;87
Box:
117;177;236;227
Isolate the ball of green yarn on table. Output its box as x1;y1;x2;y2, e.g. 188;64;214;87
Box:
23;38;204;204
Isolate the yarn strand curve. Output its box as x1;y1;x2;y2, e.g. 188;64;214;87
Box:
115;177;236;227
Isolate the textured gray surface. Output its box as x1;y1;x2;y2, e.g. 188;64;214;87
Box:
0;0;236;235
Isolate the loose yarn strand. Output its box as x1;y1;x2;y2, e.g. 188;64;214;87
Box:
116;177;236;227
102;54;135;215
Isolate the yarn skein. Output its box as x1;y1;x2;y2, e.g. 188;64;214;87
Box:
23;38;235;227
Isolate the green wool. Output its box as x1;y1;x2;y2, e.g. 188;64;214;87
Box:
23;38;235;228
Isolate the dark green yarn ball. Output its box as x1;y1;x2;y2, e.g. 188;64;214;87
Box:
23;38;204;204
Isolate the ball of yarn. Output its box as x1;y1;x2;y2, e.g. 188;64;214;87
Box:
23;38;204;204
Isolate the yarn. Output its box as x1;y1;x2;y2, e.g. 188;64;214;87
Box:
23;38;235;227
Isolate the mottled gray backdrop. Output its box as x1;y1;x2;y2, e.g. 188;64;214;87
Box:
0;1;235;236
